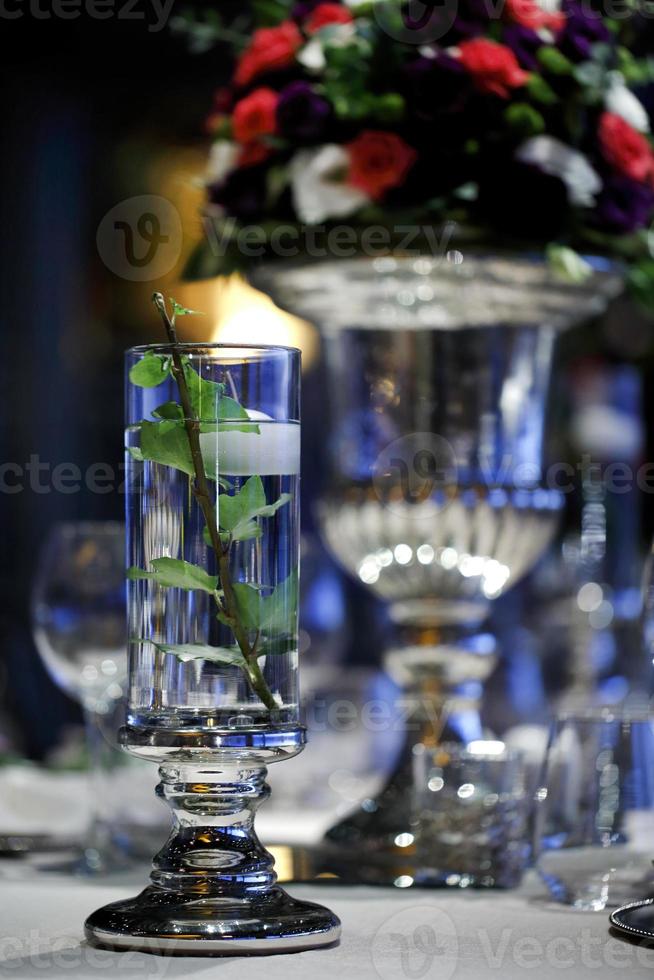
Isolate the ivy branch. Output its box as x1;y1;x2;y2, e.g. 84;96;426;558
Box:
149;292;277;712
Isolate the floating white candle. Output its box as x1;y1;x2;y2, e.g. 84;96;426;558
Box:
198;410;300;476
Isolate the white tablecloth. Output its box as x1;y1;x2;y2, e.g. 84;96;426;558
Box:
0;872;652;979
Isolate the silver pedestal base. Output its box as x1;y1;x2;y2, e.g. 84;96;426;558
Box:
85;885;341;956
610;899;654;940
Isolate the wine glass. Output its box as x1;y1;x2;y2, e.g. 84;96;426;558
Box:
31;520;128;872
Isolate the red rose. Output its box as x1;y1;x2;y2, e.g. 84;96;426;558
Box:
458;38;529;98
504;0;565;32
234;21;302;87
233;88;279;144
347;131;417;199
238;142;272;168
598;112;654;184
306;2;354;33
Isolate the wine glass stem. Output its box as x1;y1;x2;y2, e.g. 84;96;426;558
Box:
82;701;114;859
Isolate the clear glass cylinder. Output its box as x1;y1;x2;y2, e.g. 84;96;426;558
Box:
86;337;340;953
124;344;301;735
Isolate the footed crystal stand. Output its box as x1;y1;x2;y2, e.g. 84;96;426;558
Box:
85;729;340;954
253;255;623;885
86;338;339;953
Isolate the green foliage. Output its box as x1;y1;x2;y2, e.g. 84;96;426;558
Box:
537;47;573;76
546;244;594;283
152;401;184;420
628;259;654;315
139;419;195;476
218;476;291;535
218;570;298;636
257;569;298;634
169;6;249;54
373;93;406;123
182;360;227;421
171;300;204;318
618;49;654;85
526;75;558;105
504;103;546;138
127;557;220;594
129;351;171;388
251;0;292;25
154;642;248;668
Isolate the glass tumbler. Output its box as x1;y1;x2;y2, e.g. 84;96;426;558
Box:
535;710;654;911
411;742;529;889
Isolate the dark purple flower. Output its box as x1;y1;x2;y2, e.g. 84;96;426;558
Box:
478;159;571;239
594;175;654;233
402;53;471;120
560;0;611;62
277;81;333;142
503;24;545;71
208;167;267;222
453;0;493;38
292;0;328;21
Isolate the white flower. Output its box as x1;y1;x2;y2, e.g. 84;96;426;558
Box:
205;141;239;185
534;0;561;13
290;145;371;224
297;37;326;72
297;22;357;73
605;72;650;133
516;136;602;207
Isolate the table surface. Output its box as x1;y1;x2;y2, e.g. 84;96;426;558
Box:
0;871;652;980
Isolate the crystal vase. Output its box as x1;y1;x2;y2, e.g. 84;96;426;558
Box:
85;341;340;953
253;254;622;885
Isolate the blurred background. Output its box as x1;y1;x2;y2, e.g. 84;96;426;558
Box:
1;3;654;777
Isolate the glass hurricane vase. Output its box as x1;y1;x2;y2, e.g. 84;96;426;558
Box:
253;254;622;885
85;343;340;954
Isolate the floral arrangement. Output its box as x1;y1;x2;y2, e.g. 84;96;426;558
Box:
180;0;654;301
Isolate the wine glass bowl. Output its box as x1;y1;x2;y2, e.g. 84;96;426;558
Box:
32;522;126;711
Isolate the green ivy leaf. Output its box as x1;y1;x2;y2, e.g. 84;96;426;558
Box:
154;642;247;668
127;557;219;593
218;571;298;636
182;360;226;421
203;520;261;550
218;395;252;424
170;299;205;318
231;582;264;631
258;569;298;635
138;419;231;487
139;420;195;476
230;520;264;543
218;475;265;531
152;401;183;420
218;476;291;534
129;351;171;388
